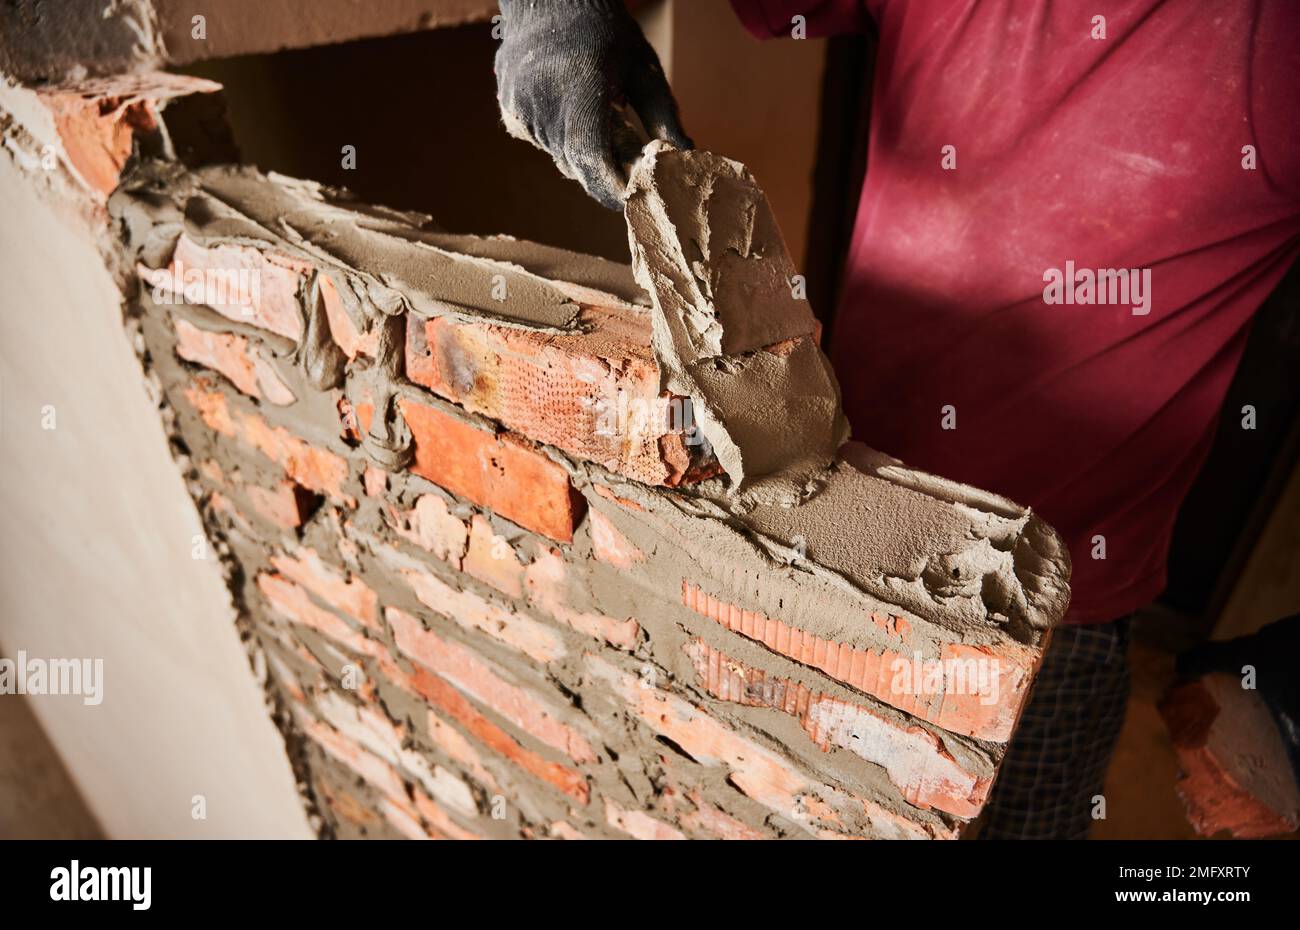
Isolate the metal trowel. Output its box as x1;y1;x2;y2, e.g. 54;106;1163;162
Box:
622;140;849;498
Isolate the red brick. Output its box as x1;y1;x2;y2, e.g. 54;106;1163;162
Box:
682;581;1036;743
173;318;295;404
395;396;582;543
186;379;355;506
685;640;991;818
388;607;594;764
405;309;709;486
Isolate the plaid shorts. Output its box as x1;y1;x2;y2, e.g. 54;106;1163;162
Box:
978;616;1133;840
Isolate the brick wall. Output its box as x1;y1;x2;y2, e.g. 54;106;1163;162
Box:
5;69;1072;839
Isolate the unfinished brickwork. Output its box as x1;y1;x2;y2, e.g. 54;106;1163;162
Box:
8;72;1071;839
0;0;498;83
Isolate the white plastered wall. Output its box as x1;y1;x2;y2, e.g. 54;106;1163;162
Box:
0;155;311;839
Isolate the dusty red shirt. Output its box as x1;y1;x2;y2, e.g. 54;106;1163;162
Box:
730;0;1300;623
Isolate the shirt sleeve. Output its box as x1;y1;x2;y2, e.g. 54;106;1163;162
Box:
727;0;870;39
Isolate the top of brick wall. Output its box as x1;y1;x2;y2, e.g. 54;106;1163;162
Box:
113;157;1071;636
0;0;498;84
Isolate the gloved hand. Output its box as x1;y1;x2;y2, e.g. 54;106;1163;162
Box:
494;0;693;210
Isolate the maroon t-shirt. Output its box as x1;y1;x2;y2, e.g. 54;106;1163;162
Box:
729;0;1300;623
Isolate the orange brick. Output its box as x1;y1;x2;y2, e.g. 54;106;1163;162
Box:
405;309;707;486
388;608;594;764
317;780;380;829
681;581;1036;743
44;95;155;196
396;396;582;543
524;549;640;650
186;379;355;506
386;550;565;663
319;273;377;360
685;640;991;819
245;480;319;529
363;464;388;498
173;318;295;404
425;710;500;794
585;654;948;839
313;692;476;819
299;712;410;805
257;573;381;659
390;494;468;564
151;234;373;356
271;547;379;630
157;236;305;340
680;790;765;840
463;515;525;599
603;798;685;840
412;788;481;841
305;711;476;840
376;653;588;804
378;796;429;840
591;483;643;511
588;509;644;568
548;821;588;840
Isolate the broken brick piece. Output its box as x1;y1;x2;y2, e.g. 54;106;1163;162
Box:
1160;673;1300;839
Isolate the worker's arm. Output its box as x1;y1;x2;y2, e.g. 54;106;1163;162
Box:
494;0;691;210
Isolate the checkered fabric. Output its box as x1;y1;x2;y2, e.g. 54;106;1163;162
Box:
979;616;1133;840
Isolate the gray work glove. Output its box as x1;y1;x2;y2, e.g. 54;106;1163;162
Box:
494;0;693;210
